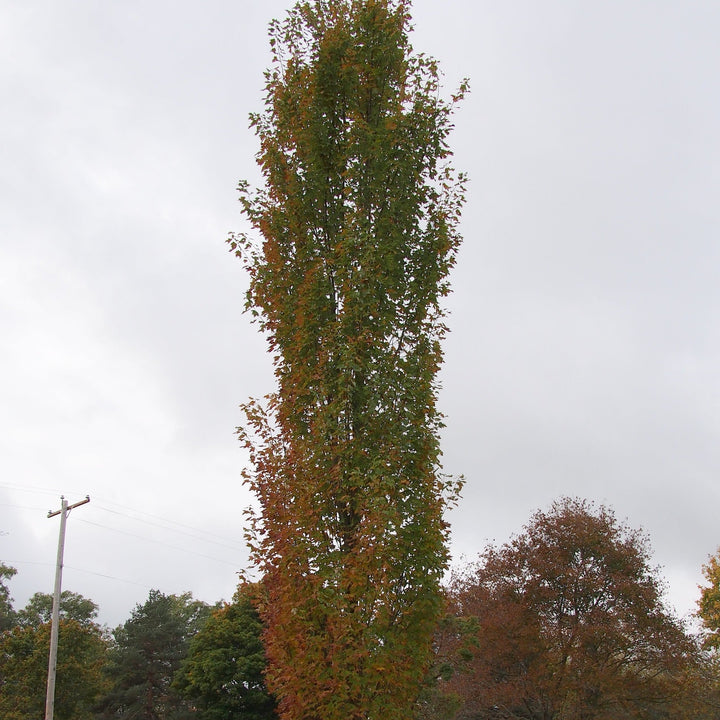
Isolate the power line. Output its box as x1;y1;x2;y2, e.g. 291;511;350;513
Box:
77;518;242;568
63;564;153;591
0;483;85;499
92;504;245;551
0;502;49;512
3;486;249;611
1;483;248;549
5;560;215;594
89;493;247;542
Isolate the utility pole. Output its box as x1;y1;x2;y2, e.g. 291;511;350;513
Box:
45;494;90;720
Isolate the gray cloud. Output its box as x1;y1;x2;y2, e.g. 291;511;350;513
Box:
2;0;718;626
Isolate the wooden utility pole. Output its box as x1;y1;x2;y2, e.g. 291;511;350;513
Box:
45;494;90;720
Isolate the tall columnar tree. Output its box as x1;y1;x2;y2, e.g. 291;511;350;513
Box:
232;1;466;718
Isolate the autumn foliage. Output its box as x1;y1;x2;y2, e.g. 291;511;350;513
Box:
699;549;720;653
231;1;466;718
443;498;701;719
0;618;108;720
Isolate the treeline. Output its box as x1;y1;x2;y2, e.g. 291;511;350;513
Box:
424;498;720;719
1;497;719;719
0;574;274;720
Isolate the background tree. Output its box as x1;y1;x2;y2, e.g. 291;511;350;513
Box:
97;589;211;720
445;498;701;719
233;1;465;717
414;610;472;720
16;589;99;627
0;562;17;631
697;549;720;718
699;549;720;653
175;582;276;720
0;592;108;720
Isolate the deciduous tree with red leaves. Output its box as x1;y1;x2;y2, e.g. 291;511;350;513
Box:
230;1;465;718
445;498;701;719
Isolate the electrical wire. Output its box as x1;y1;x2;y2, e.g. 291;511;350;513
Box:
0;482;248;551
64;565;154;591
91;504;245;551
77;518;242;568
2;482;249;611
0;482;85;499
0;503;48;512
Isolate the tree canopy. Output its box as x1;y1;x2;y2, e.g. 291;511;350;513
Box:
696;549;720;717
698;548;720;653
96;589;211;720
232;1;466;718
0;562;17;632
0;585;108;720
445;498;701;719
16;590;99;628
175;582;276;720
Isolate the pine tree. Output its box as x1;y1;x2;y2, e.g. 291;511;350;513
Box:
97;590;210;720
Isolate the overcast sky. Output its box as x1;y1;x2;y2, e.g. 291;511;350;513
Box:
2;0;718;629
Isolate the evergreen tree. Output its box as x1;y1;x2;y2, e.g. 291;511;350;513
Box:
233;1;466;717
97;589;210;720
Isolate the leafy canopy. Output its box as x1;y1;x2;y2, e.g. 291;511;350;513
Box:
0;562;17;631
175;583;276;720
16;590;99;628
96;589;211;720
446;498;701;720
0;613;108;720
232;1;466;718
698;548;720;652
